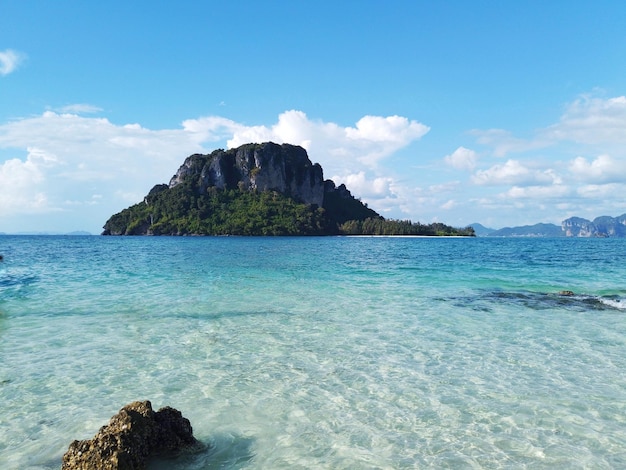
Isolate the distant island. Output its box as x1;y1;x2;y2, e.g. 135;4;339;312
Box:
103;142;474;237
472;213;626;237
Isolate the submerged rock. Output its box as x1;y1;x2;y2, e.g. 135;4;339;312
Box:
62;400;200;470
558;290;575;296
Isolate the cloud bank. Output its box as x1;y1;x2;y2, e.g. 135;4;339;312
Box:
0;109;428;232
444;93;626;225
2;93;625;233
186;110;429;169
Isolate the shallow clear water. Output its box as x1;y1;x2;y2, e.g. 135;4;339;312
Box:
1;235;625;469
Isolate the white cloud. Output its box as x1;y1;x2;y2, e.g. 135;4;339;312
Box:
1;112;201;172
441;199;457;210
0;148;56;215
225;110;322;149
568;154;626;184
224;110;429;170
344;115;430;166
576;183;626;199
544;95;626;145
57;104;104;114
473;160;527;186
470;128;548;157
504;185;570;199
0;112;210;222
471;95;626;160
459;93;626;226
472;160;563;187
429;181;461;193
444;146;477;170
335;171;395;199
345;115;429;143
0;109;427;232
0;49;25;76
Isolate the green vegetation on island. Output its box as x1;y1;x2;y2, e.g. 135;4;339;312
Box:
102;142;474;237
340;219;475;236
104;183;330;236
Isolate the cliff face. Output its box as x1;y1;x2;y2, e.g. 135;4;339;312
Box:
168;142;325;207
562;217;598;237
562;214;626;237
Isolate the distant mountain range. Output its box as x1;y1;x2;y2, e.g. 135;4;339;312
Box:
471;213;626;237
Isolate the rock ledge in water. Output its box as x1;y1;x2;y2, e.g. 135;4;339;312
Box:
558;290;575;296
62;400;200;470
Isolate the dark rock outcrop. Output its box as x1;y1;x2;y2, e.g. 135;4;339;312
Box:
62;400;200;470
168;142;325;207
322;180;380;225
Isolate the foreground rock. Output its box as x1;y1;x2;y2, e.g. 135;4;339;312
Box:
62;400;200;470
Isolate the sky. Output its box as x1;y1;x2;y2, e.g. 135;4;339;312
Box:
1;1;626;234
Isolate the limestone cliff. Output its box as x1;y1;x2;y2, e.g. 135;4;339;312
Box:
168;142;325;207
562;214;626;237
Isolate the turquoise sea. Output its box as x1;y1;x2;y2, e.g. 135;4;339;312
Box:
1;235;625;469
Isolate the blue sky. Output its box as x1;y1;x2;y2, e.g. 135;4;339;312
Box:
1;1;626;233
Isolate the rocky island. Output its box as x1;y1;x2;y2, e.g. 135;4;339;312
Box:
103;142;474;236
